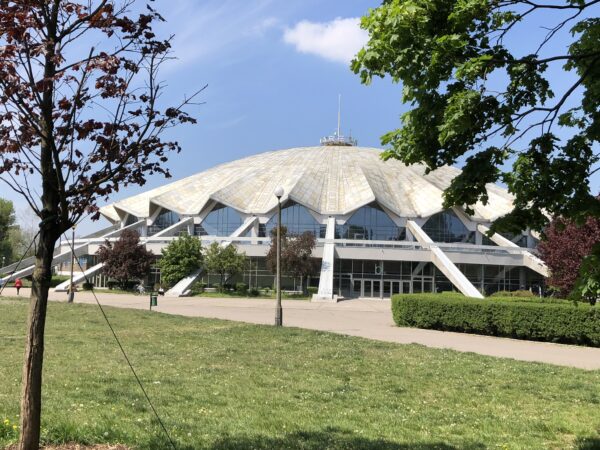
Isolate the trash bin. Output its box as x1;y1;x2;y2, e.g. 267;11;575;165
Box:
150;293;158;309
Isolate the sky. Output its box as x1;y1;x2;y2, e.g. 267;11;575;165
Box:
2;0;599;235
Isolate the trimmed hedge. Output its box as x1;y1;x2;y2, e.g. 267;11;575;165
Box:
391;293;600;346
490;289;535;298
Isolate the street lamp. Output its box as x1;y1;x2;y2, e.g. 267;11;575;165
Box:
67;224;76;304
274;186;284;326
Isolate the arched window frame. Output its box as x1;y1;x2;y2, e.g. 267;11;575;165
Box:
195;203;244;236
262;201;325;238
422;210;475;244
336;203;406;241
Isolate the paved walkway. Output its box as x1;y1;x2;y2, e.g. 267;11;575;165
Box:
3;287;600;370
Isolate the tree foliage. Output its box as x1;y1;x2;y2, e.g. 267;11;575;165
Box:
157;233;203;287
353;0;600;232
0;198;17;264
204;242;247;290
266;227;318;290
97;229;154;289
0;2;199;445
537;217;600;297
0;1;200;229
572;243;600;304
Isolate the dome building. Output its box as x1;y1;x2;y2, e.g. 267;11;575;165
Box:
0;135;549;299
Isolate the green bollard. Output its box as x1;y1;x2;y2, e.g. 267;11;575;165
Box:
150;293;158;310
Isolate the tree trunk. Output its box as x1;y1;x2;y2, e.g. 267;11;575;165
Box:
18;227;57;450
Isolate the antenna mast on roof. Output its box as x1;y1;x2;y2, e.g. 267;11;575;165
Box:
337;94;341;138
320;95;357;147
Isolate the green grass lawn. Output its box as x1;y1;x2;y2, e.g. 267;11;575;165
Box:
0;297;599;450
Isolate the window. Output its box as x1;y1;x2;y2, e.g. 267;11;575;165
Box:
336;203;405;241
196;203;243;236
125;214;139;226
264;201;325;237
422;210;475;243
148;209;179;235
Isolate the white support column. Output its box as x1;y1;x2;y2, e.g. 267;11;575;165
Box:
407;220;484;298
314;217;336;302
477;224;549;277
1;243;90;286
54;263;105;292
165;268;203;297
230;217;258;238
103;219;145;238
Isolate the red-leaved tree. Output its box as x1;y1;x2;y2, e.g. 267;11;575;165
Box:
266;228;318;292
97;229;154;289
538;217;600;297
0;2;200;448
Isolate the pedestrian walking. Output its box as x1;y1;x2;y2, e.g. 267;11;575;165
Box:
14;277;22;295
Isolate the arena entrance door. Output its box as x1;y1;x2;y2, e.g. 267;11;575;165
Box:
352;279;411;298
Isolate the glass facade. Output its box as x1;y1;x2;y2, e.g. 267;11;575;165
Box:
333;259;435;297
148;209;179;235
263;201;325;237
197;255;544;298
196;203;243;236
336;203;406;241
200;256;320;291
332;258;544;298
422;210;475;243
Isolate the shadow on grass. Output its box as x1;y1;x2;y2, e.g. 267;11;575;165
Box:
142;428;600;450
208;429;485;450
144;428;485;450
576;436;600;450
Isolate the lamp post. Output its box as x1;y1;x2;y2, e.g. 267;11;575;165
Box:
67;225;76;304
274;186;284;326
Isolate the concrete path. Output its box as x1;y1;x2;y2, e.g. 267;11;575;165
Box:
3;287;600;370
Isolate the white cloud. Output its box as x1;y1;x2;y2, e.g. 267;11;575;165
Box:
283;17;368;64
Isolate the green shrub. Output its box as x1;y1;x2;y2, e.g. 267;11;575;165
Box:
391;293;600;346
307;286;318;295
190;282;206;295
235;282;248;294
248;287;259;297
490;295;568;304
82;282;94;291
49;275;70;287
491;289;535;298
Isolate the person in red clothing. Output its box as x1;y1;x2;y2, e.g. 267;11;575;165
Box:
14;277;22;295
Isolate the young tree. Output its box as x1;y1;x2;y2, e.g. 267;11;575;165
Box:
285;231;318;293
204;242;247;291
266;228;318;292
537;217;600;297
97;229;154;289
266;225;288;278
157;233;203;287
0;2;199;447
353;0;600;233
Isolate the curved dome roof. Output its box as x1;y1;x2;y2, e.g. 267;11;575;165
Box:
100;146;514;222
